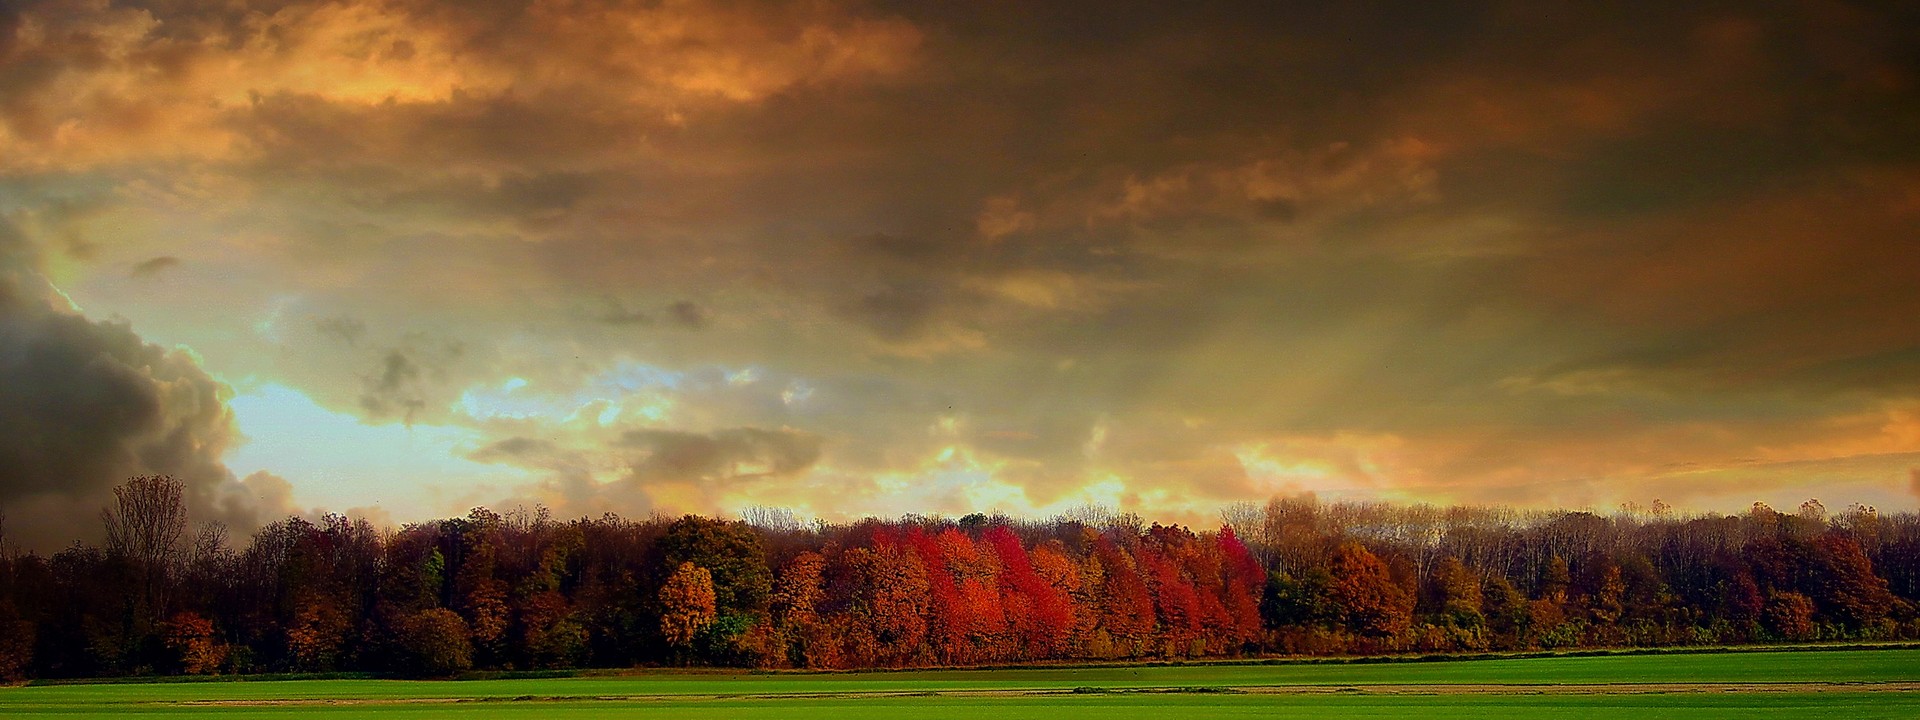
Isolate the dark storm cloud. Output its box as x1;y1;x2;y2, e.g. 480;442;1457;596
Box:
0;220;289;549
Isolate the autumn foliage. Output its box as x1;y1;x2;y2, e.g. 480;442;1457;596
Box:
1327;542;1413;637
162;611;226;674
658;562;717;649
0;479;1917;678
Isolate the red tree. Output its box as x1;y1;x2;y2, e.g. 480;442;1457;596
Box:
1092;535;1155;656
906;528;967;662
984;526;1074;658
1138;539;1200;654
940;529;1008;661
1217;527;1264;646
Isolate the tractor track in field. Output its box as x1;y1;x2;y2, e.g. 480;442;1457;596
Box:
164;681;1920;706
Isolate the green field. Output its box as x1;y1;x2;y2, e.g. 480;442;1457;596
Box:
4;648;1918;718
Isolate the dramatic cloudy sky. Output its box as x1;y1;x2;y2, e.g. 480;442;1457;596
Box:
3;0;1918;547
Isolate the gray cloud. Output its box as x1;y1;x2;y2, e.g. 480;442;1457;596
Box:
0;221;288;549
357;335;466;424
593;299;654;326
467;427;825;518
471;437;566;463
665;301;709;330
360;350;426;420
619;427;823;484
129;256;180;278
467;436;613;516
314;316;367;346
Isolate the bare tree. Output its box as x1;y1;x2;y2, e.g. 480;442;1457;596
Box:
1219;501;1261;535
742;505;806;534
189;521;229;564
102;474;189;617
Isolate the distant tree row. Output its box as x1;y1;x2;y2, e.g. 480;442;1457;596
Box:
0;476;1915;679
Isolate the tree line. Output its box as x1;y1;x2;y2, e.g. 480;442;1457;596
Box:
0;475;1915;679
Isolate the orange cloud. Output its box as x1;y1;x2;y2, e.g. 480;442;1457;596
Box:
0;0;920;170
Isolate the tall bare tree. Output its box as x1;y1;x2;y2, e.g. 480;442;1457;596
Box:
102;474;189;617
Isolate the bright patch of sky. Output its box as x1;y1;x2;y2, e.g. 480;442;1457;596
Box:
454;361;688;424
227;382;534;517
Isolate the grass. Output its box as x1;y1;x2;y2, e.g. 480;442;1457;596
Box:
2;647;1916;718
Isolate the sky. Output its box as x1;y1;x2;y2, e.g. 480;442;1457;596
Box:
3;0;1919;549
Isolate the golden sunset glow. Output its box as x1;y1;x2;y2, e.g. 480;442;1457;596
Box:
3;0;1918;549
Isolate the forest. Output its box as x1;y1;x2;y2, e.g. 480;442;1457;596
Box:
0;475;1915;679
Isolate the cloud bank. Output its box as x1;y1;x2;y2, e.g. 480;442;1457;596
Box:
2;0;1918;538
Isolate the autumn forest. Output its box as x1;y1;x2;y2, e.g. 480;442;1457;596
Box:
0;475;1915;680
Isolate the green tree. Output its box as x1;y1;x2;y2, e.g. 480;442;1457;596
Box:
1262;568;1338;629
657;516;771;616
1481;575;1529;641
